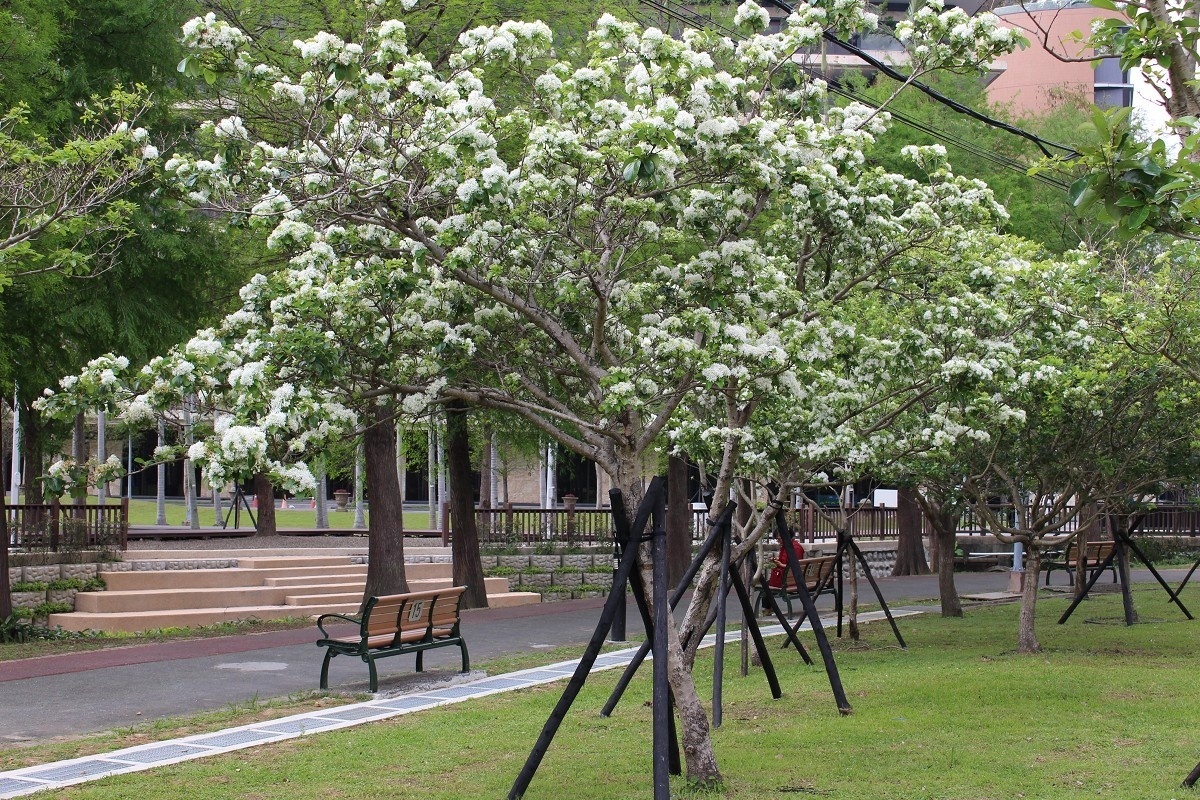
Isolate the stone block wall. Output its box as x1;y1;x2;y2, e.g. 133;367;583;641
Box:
480;550;617;601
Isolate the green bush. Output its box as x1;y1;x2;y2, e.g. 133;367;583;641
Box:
1132;536;1198;565
11;581;48;593
484;566;518;577
47;576;106;591
32;601;74;617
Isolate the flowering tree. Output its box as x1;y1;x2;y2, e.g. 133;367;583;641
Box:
0;89;160;287
42;0;1024;783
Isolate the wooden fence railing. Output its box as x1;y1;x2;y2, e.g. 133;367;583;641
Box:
6;500;129;553
465;506;711;547
454;502;1200;548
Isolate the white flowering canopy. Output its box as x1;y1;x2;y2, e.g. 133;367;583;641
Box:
42;0;1028;506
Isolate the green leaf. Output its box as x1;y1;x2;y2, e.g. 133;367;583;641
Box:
1127;204;1150;229
177;57;190;75
622;158;640;183
1068;177;1095;208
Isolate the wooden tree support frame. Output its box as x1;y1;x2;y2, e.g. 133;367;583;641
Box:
1058;516;1192;625
508;477;672;800
600;502;785;722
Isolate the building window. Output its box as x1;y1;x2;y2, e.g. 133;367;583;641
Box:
1094;56;1133;108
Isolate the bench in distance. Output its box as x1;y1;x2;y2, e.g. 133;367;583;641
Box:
756;554;840;617
316;586;470;692
1044;540;1117;586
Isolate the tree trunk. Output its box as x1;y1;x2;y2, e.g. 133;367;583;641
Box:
638;536;721;786
72;413;86;516
848;548;860;640
0;490;11;619
935;516;963;618
252;473;276;536
1016;545;1042;653
361;406;409;605
23;404;45;505
1113;514;1138;624
666;454;691;591
892;486;930;576
615;459;721;786
445;399;488;609
479;427;492;511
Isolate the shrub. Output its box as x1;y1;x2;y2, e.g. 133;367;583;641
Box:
47;576;106;591
11;581;48;593
33;601;74;617
1132;536;1198;565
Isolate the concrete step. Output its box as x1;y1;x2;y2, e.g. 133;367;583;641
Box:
261;562;448;587
75;586;292;613
282;577;509;607
101;564;371;591
236;556;365;569
48;591;540;633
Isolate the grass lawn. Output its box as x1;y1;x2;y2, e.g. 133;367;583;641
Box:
24;587;1200;799
119;498;436;531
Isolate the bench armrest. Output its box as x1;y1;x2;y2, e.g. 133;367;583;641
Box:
317;612;363;638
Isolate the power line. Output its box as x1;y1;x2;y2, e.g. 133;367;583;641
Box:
635;0;1075;190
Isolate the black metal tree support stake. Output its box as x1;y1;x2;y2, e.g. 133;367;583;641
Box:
610;536;626;641
1182;759;1200;788
726;555;784;699
790;524;907;649
712;516;731;728
221;487;257;530
1059;523;1192;624
845;536;908;648
610;490;682;773
507;478;663;800
603;504;785;718
757;567;813;662
774;516;852;715
601;504;734;717
651;483;671;800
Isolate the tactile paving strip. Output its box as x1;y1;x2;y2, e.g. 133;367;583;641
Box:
317;706;394;722
256;717;343;734
190;730;283;748
0;779;42;795
22;760;123;782
109;745;210;763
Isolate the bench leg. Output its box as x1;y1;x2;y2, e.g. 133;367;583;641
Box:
415;650;424;673
459;640;471;673
319;648;336;690
367;657;379;693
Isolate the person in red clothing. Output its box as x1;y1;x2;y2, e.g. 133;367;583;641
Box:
767;538;806;588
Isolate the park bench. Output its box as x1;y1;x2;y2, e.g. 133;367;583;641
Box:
1043;540;1117;586
756;554;840;617
316;586;470;692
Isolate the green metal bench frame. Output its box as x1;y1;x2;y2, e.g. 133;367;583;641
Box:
316;586;470;692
